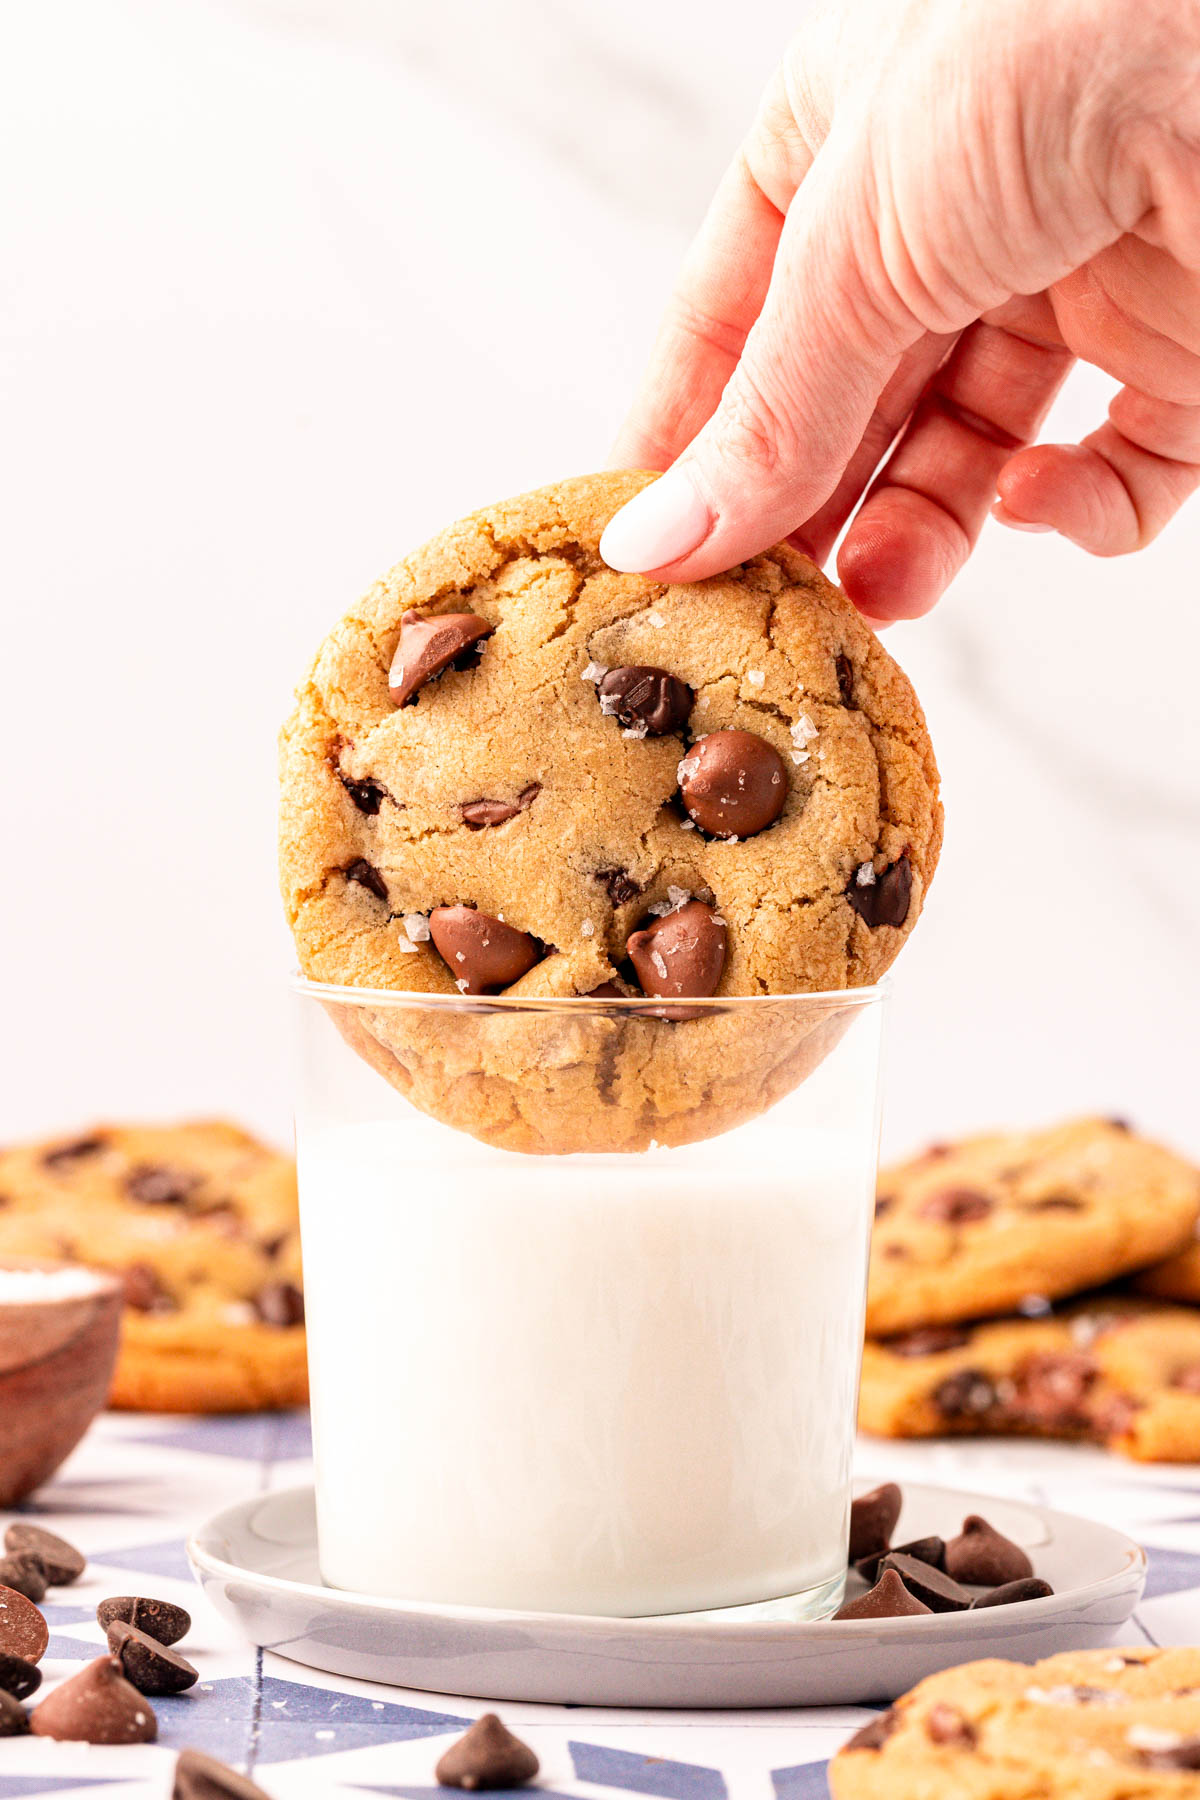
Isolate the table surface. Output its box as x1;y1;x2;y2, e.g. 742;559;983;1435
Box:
4;1414;1200;1799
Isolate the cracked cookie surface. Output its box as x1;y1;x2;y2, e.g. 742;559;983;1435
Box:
279;471;941;1151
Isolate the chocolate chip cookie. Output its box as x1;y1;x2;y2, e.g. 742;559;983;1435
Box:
0;1123;305;1412
859;1294;1200;1461
1136;1232;1200;1305
830;1647;1200;1797
868;1118;1200;1337
279;471;942;1152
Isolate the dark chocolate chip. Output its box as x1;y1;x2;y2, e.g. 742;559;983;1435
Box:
1173;1363;1200;1394
97;1596;191;1647
121;1263;176;1314
834;1568;932;1620
918;1187;994;1224
931;1368;998;1420
29;1654;155;1743
106;1620;198;1695
0;1652;40;1700
596;868;641;906
944;1515;1033;1586
435;1712;540;1789
925;1703;977;1748
626;900;726;1000
125;1164;199;1207
848;1482;902;1563
344;859;389;902
0;1689;27;1736
389;610;494;708
879;1554;972;1613
5;1524;85;1587
1010;1350;1097;1427
174;1748;274;1799
254;1281;305;1328
857;1536;946;1584
597;665;692;735
678;730;788;838
428;905;542;995
1138;1736;1200;1770
341;775;386;815
42;1134;106;1168
0;1557;47;1604
835;653;855;706
842;1706;899;1750
971;1577;1054;1607
886;1326;973;1358
847;854;912;928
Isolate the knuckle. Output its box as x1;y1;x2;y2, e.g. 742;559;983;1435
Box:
710;363;800;482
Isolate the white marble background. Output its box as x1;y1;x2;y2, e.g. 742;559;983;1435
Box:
2;0;1197;1161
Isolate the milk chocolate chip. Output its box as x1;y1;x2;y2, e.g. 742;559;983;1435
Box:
106;1620;199;1695
944;1515;1033;1587
925;1703;977;1748
972;1577;1053;1607
255;1281;305;1328
460;785;540;830
597;666;692;735
879;1553;972;1613
678;730;787;838
834;1568;932;1620
0;1651;41;1700
918;1187;993;1224
848;1482;902;1562
389;610;493;707
0;1689;27;1736
429;906;541;994
857;1536;946;1584
174;1749;274;1800
847;854;912;928
125;1164;198;1206
97;1596;191;1646
0;1556;46;1604
30;1654;156;1743
0;1588;48;1663
122;1263;176;1314
6;1524;85;1586
886;1326;972;1357
843;1707;899;1750
626;900;726;1000
435;1712;540;1789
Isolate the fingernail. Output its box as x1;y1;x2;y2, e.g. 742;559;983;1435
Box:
600;467;712;572
991;500;1053;534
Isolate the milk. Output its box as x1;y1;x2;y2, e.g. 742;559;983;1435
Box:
299;1120;872;1617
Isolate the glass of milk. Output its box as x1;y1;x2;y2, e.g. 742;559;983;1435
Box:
293;982;885;1620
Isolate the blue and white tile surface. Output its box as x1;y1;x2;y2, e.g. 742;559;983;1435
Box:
4;1414;1200;1799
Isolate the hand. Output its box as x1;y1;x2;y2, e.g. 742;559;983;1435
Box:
601;0;1200;620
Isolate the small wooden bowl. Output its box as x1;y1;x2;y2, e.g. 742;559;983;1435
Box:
0;1261;123;1505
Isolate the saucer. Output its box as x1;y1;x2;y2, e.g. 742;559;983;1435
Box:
188;1478;1145;1708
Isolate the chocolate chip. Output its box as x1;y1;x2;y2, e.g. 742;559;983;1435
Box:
626;900;726;1000
0;1652;40;1700
30;1654;156;1743
1138;1737;1200;1770
848;1482;902;1562
857;1536;946;1584
428;905;542;995
0;1690;27;1736
843;1707;899;1751
121;1263;176;1313
341;775;386;815
931;1368;998;1420
1108;1116;1133;1132
847;854;912;928
971;1577;1054;1607
106;1620;198;1695
1173;1364;1200;1394
597;666;692;735
461;785;540;830
6;1524;85;1587
97;1596;191;1646
0;1556;47;1604
1025;1194;1085;1211
834;1568;932;1620
0;1590;47;1664
1010;1351;1096;1427
879;1554;973;1613
42;1134;106;1168
435;1712;540;1789
125;1164;199;1206
918;1187;993;1224
925;1703;976;1748
174;1749;274;1800
874;1194;894;1217
596;868;641;906
886;1326;972;1358
344;858;389;902
678;730;788;838
585;982;625;1000
1091;1391;1142;1438
254;1281;305;1328
944;1515;1033;1586
389;610;494;708
835;653;855;706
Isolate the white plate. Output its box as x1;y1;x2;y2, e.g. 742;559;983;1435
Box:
188;1479;1145;1708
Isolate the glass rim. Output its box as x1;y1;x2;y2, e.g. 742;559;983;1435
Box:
291;973;888;1015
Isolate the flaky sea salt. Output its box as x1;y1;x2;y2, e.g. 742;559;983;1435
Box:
746;669;765;687
1127;1725;1183;1752
403;913;431;943
647;610;665;628
623;722;649;740
581;920;595;937
790;750;810;765
455;978;470;993
1017;1293;1052;1317
677;754;701;783
581;661;608;683
791;713;817;744
0;1266;111;1303
650;950;669;981
1027;1685;1125;1707
855;862;876;887
648;886;691;917
396;938;418;954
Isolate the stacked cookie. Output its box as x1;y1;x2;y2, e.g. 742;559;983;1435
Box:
860;1117;1200;1460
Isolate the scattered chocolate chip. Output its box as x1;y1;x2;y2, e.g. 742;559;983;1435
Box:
918;1187;993;1224
42;1134;106;1168
122;1263;176;1314
344;858;389;902
0;1556;46;1604
597;666;692;735
389;610;494;708
1010;1351;1097;1427
848;1482;902;1562
0;1652;41;1699
1107;1116;1133;1132
858;1536;946;1584
30;1654;156;1743
174;1748;274;1800
834;1568;932;1620
97;1596;192;1646
585;982;625;1000
1173;1364;1200;1394
874;1194;894;1218
678;730;788;838
428;905;541;995
341;774;386;815
925;1703;977;1748
435;1712;540;1789
944;1515;1033;1587
835;653;855;706
1138;1737;1200;1770
254;1281;305;1328
6;1524;85;1587
847;854;912;928
972;1577;1054;1607
843;1706;899;1750
886;1326;972;1358
125;1164;199;1206
106;1620;198;1695
0;1689;27;1736
0;1588;48;1664
626;900;727;1000
931;1368;998;1420
596;868;641;906
1025;1194;1085;1212
879;1554;972;1613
